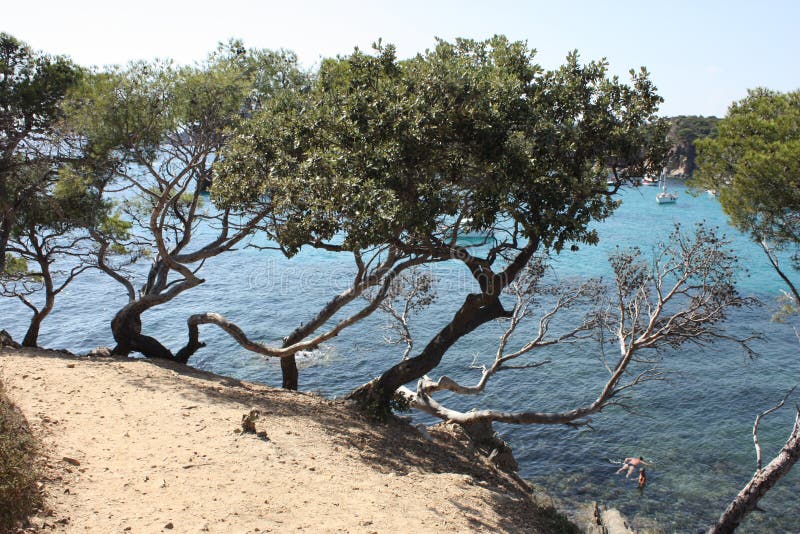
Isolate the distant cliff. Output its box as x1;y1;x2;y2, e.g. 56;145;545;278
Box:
664;115;720;178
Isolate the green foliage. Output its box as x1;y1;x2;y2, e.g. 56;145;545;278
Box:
693;89;800;252
63;43;307;166
209;39;310;111
60;40;308;265
3;162;111;258
214;36;666;257
64;62;182;159
0;33;83;244
0;34;82;186
97;213;132;241
668;115;720;145
2;255;28;277
0;33;82;140
0;381;41;530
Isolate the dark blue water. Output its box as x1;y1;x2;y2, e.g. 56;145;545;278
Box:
2;179;798;532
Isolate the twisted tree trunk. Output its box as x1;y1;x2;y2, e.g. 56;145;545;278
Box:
111;305;175;360
20;257;55;348
110;279;203;361
347;292;510;410
348;242;537;413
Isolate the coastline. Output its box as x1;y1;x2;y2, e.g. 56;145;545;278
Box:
0;346;637;533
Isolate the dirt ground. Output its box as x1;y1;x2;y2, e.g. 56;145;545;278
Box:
0;347;578;533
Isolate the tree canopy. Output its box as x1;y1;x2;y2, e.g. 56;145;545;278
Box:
693;88;800;306
694;89;800;245
0;33;83;274
214;37;667;256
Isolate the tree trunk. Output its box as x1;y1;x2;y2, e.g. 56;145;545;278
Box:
279;327;309;391
111;305;175;360
709;418;800;533
281;356;298;390
21;282;54;348
110;274;203;361
21;312;45;348
348;292;509;411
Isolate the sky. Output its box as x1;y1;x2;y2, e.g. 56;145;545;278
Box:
4;0;799;117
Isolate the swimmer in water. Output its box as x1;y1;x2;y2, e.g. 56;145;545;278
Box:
615;456;650;478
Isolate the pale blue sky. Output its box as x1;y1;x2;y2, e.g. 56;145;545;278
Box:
4;0;798;117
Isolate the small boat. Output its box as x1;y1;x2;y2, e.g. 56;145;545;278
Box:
642;175;658;186
656;177;678;204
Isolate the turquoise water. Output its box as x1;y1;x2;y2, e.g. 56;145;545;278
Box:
1;179;798;532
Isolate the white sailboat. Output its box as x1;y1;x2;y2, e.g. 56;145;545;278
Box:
656;176;678;204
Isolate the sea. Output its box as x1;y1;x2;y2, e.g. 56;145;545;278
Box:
1;178;798;532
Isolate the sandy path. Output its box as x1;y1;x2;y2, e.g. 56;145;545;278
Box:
0;348;557;533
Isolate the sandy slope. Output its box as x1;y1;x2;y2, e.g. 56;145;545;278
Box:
0;347;570;533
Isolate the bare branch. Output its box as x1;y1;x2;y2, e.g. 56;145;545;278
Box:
178;255;434;362
754;385;797;471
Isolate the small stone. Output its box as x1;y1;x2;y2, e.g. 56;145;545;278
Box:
66;363;75;368
62;457;80;466
164;521;174;529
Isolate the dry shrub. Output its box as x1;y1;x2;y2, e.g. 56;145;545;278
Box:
0;380;41;530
